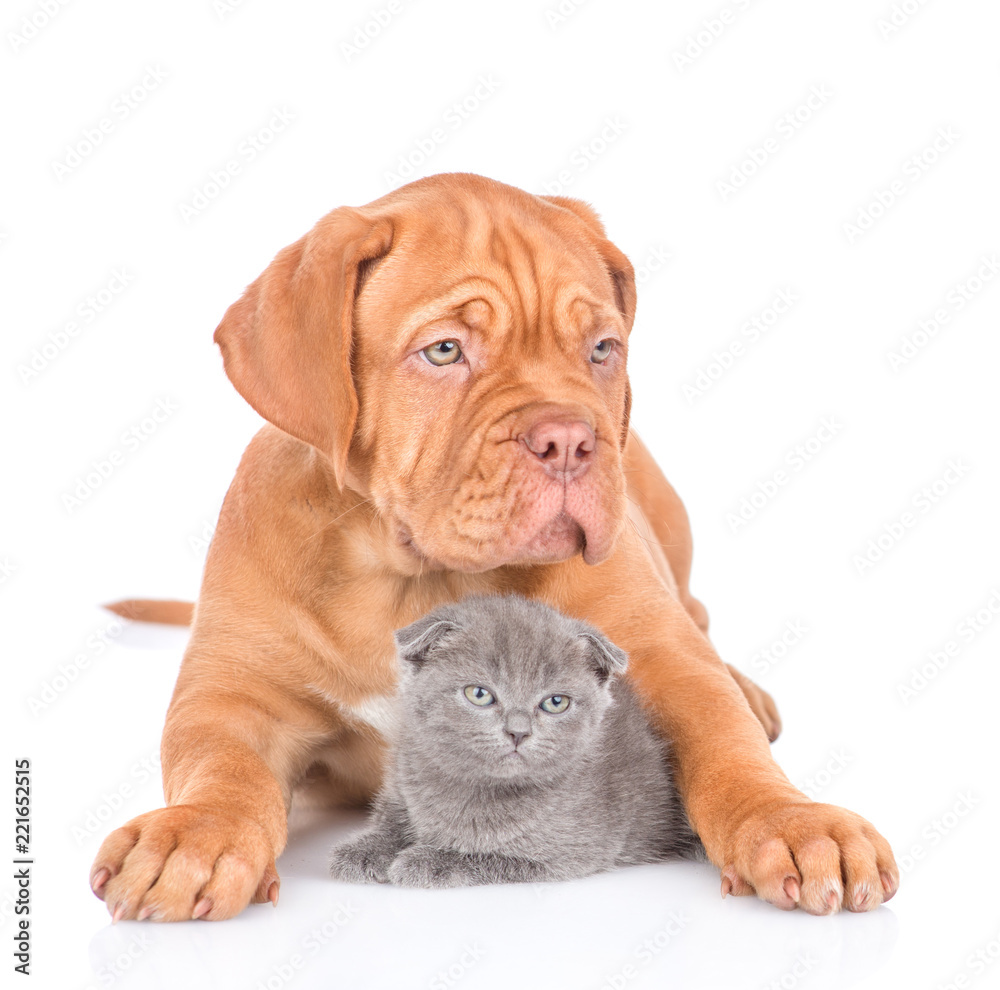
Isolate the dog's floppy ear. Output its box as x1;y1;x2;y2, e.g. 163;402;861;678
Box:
541;195;637;447
214;208;394;488
539;195;637;333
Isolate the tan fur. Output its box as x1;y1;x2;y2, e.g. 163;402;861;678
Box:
105;599;194;626
91;174;897;921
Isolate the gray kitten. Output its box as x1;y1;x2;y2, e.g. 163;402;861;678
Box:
328;594;702;888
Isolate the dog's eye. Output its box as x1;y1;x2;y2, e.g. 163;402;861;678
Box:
590;339;614;364
540;694;570;714
422;340;463;366
464;685;495;706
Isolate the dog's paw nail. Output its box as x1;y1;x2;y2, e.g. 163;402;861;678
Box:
111;902;126;925
879;871;898;899
720;875;732;898
851;883;873;910
825;889;841;912
783;876;800;904
137;905;154;921
91;868;110;895
268;881;280;907
192;898;212;920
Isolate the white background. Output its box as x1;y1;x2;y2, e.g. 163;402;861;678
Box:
3;0;999;987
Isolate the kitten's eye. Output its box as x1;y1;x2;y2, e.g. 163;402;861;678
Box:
464;685;495;706
590;339;614;364
422;340;463;366
540;694;570;714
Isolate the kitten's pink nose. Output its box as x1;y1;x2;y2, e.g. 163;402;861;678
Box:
505;712;532;748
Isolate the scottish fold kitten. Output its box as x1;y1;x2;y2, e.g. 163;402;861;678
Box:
328;594;702;887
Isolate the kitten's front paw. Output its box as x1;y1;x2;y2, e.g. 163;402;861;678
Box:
387;846;472;888
328;839;394;885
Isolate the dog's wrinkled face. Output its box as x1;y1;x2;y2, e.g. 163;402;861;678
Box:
350;183;633;572
215;174;636;573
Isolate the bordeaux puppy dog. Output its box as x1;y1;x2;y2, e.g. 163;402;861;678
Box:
329;595;702;888
94;174;897;921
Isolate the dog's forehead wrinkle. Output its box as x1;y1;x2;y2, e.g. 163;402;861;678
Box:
395;293;512;357
460;297;494;328
364;203;611;350
503;224;544;342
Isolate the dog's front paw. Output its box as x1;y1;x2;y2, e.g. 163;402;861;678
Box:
386;845;472;888
718;802;898;914
90;805;278;922
328;837;394;884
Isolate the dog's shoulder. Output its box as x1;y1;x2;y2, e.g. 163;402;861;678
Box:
223;426;346;517
205;426;357;584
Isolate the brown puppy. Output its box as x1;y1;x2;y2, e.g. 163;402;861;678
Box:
93;174;897;921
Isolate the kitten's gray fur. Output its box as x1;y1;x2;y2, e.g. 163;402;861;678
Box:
328;594;702;888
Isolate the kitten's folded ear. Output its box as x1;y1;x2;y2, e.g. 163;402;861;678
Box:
394;613;460;668
578;631;629;684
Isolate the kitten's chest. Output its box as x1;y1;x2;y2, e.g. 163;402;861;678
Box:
403;781;565;857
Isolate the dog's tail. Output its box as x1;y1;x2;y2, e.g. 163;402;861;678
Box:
104;599;195;626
